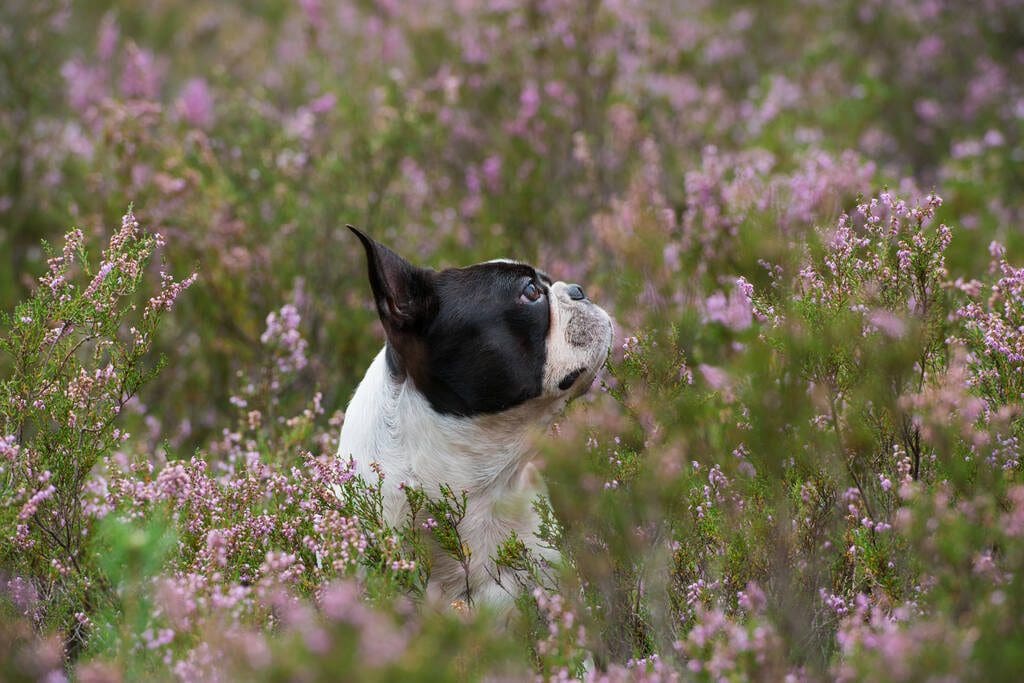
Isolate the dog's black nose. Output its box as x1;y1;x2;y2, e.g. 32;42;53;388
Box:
567;284;586;301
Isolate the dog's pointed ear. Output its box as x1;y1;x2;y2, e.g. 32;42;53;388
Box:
348;225;437;336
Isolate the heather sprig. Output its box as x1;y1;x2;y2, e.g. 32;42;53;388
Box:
0;208;195;649
958;242;1024;409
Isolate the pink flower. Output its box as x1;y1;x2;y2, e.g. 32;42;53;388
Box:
867;310;906;339
482;155;502;191
519;82;541;121
298;0;324;30
0;435;19;462
699;364;731;393
120;44;164;99
97;12;119;61
703;279;754;332
177;78;214;129
261;303;309;375
308;93;337;115
19;483;56;521
60;59;107;111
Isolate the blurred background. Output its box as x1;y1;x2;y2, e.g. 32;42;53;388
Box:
2;0;1021;442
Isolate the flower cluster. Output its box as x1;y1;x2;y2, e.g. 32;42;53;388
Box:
260;303;309;376
958;242;1024;407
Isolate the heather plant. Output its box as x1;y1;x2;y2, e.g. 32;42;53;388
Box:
64;302;517;676
526;188;1023;679
0;209;195;654
3;0;1024;680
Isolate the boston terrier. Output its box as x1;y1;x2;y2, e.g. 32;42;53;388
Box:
337;227;613;608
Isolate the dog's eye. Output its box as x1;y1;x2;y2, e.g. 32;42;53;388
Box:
520;281;543;303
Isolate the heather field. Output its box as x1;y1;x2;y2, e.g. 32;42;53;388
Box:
2;1;1024;680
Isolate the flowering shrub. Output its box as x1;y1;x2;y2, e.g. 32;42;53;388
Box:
2;1;1024;681
0;210;194;653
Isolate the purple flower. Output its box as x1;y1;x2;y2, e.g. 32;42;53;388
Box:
0;434;19;462
699;364;731;393
261;303;309;375
120;44;164;100
481;155;502;191
703;278;754;332
97;12;119;61
298;0;325;31
519;82;540;121
177;78;214;129
60;59;107;111
308;93;337;115
867;310;906;339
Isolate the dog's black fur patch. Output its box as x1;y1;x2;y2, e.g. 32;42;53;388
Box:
351;227;550;416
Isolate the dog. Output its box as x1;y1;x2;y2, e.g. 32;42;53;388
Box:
337;227;613;608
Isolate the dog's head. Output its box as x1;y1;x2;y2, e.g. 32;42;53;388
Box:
350;226;613;417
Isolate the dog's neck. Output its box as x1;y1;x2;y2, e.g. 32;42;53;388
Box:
339;348;561;497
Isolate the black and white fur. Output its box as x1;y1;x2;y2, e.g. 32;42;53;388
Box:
337;227;612;607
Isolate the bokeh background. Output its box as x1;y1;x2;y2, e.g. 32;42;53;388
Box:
2;1;1024;680
3;0;1022;438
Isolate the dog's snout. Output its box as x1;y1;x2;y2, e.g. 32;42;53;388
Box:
567;284;586;301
